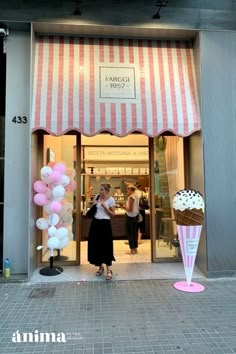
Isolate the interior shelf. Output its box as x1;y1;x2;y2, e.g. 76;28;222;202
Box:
81;174;149;176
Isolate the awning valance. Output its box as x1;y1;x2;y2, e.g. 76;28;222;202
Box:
32;36;200;137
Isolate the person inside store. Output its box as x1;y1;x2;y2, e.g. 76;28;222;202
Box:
114;186;124;207
123;184;140;255
87;183;116;280
134;183;146;245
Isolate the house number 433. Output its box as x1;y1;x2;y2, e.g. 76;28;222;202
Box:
12;116;28;124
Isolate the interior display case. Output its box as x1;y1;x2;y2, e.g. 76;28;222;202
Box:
80;210;150;241
80;145;150;240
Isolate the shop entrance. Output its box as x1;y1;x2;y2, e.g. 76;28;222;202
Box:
80;134;151;264
39;133;185;266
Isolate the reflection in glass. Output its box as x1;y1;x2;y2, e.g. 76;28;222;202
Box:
153;136;184;259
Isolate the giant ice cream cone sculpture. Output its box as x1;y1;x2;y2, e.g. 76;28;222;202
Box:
173;189;205;292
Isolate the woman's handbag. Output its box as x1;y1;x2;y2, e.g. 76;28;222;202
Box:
86;195;99;219
139;193;150;210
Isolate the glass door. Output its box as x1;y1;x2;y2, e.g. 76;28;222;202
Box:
150;136;185;261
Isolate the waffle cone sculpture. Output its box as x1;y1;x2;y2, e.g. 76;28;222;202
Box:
174;209;204;226
173;189;204;225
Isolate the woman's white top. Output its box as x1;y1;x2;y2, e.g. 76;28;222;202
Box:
95;196;115;220
126;194;139;217
134;189;142;200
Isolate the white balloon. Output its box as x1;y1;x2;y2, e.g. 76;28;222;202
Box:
61;174;70;187
41;166;52;178
56;227;68;240
47;237;60;250
41;166;52;183
48;213;59;226
48;226;57;237
68;231;74;241
58;236;70;249
36;218;48;230
43;203;51;214
52;185;65;200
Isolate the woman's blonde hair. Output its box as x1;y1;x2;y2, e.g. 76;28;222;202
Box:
126;184;136;192
100;183;111;192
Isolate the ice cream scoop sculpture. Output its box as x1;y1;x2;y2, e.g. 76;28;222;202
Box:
173;189;204;225
173;189;205;292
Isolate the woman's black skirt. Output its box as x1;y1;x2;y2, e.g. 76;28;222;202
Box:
87;218;115;266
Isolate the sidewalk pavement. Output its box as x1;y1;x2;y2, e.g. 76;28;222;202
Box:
1;277;236;354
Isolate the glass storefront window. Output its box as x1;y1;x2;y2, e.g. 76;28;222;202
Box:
41;135;77;263
153;136;184;259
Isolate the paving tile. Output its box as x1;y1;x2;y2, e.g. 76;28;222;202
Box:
1;279;236;353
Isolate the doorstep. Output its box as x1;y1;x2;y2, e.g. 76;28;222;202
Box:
28;262;206;284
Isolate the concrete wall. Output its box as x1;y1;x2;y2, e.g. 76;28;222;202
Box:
29;134;38;279
4;31;31;274
28;27;37;280
189;132;206;274
200;30;236;276
1;0;236;31
189;35;206;274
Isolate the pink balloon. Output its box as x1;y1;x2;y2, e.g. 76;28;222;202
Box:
70;180;77;191
34;193;48;206
49;171;62;184
33;180;48;194
47;161;56;169
64;184;72;192
65;180;77;192
56;223;64;229
50;201;62;214
53;163;66;174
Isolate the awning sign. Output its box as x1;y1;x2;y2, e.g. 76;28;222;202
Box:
100;66;136;99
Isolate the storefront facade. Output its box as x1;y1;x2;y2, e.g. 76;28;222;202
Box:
1;1;236;279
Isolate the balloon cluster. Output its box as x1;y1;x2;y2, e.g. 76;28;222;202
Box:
33;162;76;256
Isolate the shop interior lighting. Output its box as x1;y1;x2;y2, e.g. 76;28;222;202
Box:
152;0;168;19
73;0;82;15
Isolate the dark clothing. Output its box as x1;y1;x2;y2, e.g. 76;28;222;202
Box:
125;214;138;249
138;208;146;234
88;218;115;266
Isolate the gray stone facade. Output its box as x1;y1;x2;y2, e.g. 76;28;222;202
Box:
1;1;236;278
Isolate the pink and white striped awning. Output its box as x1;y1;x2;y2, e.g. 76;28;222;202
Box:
32;36;200;137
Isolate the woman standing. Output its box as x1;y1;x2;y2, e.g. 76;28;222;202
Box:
124;184;140;255
134;183;146;245
87;183;116;280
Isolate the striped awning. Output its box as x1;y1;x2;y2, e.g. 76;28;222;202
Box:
32;36;200;137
